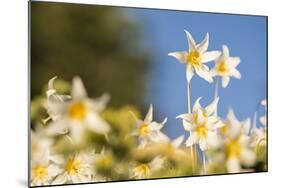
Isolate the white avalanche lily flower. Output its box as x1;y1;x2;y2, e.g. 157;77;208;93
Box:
223;109;256;173
31;150;62;186
45;76;111;143
177;97;223;151
132;156;163;178
52;152;93;185
259;99;267;126
211;45;241;88
131;104;169;148
168;30;221;83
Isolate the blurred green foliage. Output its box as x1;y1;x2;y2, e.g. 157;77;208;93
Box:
31;2;150;109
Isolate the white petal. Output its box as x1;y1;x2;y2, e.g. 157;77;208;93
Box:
199;138;207;151
227;109;242;138
86;112;111;134
71;76;87;100
226;158;241;173
186;64;194;82
261;99;267;106
201;51;221;63
49;155;65;165
242;118;251;135
197;32;209;53
196;109;205;125
230;68;241;79
185;133;198;147
184;30;196;51
172;135;184;148
182;120;193;131
205;97;219;116
195;67;213;83
227;57;241;68
47;164;62;178
222;45;229;58
222;76;230;88
176;113;193;122
241;148;256;167
168;51;187;64
192;97;202;113
206;131;221;149
260;116;267;126
52;173;67;185
87;93;110;112
69;122;85;144
144;104;153;123
44;119;69;136
149;157;163;170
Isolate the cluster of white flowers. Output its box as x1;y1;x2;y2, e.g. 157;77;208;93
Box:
168;30;267;173
30;30;267;186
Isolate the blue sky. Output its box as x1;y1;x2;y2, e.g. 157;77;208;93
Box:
127;8;267;139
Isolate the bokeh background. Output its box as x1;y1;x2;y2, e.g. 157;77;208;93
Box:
31;2;267;139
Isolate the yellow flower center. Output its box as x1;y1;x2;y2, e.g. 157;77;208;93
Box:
139;124;150;137
220;124;229;136
32;165;48;181
195;125;208;138
216;61;229;75
68;101;87;121
65;158;81;176
134;163;150;177
187;50;202;68
226;139;242;159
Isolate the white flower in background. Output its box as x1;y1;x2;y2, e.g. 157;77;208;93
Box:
31;150;62;186
211;45;241;88
45;76;111;143
250;124;266;148
131;105;169;148
222;109;255;173
162;135;185;157
52;152;93;185
31;129;53;160
132;156;163;178
177;97;223;151
168;31;221;83
259;99;267;126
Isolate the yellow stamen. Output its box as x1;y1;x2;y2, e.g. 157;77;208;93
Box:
193;111;208;125
226;139;242;158
195;125;208;138
68;101;87;121
187;50;202;68
134;163;150;177
216;61;229;75
32;165;48;181
65;158;81;175
220;124;229;136
139;124;150;137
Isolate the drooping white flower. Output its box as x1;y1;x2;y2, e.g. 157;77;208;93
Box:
222;109;256;173
52;152;94;185
45;76;111;143
211;45;241;88
259;99;267;126
177;97;223;151
168;31;221;83
131;105;169;148
132;156;163;178
30;150;62;186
